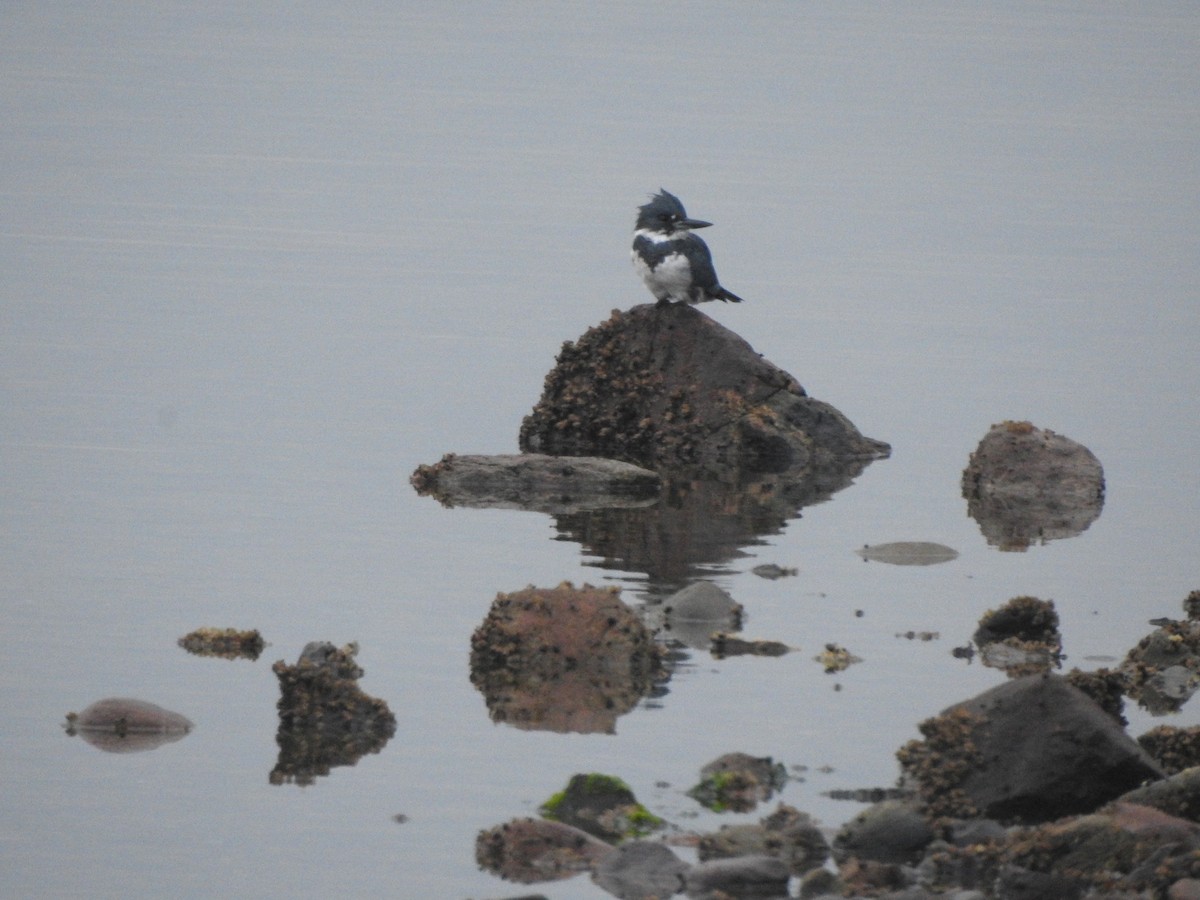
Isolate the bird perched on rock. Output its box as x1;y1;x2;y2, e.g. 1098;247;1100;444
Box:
631;189;744;306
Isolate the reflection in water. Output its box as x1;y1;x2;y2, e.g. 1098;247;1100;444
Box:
556;464;875;593
64;697;193;754
469;584;663;735
962;421;1104;551
269;642;396;786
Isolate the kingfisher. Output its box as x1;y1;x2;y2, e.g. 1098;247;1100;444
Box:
631;189;744;306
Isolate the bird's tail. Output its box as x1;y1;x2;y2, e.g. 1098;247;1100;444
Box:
717;288;744;303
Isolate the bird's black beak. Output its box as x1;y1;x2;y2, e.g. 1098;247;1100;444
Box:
681;217;713;230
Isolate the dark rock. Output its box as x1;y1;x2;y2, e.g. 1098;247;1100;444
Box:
409;452;660;512
832;799;935;864
63;697;193;754
540;773;663;842
475;817;613;884
961;420;1104;550
519;303;888;474
592;840;689;899
469;583;662;734
682;854;790;899
269;642;396;785
854;542;958;566
898;674;1164;824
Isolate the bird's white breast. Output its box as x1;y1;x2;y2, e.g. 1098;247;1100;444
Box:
632;228;694;302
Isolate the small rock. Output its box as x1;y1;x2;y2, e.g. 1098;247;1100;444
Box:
752;564;798;579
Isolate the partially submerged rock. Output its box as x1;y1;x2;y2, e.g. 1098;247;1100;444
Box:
1122;618;1200;713
519;303;889;474
961;420;1105;550
689;753;788;813
270;642;396;785
177;627;265;660
64;697;193;753
898;673;1164;824
973;596;1063;677
475;817;612;884
469;583;662;734
855;542;958;566
409;452;659;512
540;773;663;842
651;581;744;649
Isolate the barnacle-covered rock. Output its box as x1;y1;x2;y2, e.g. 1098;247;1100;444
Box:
469;583;662;734
269;642;396;785
962;420;1104;550
519;303;888;474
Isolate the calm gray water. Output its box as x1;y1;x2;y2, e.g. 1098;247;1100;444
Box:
3;4;1198;898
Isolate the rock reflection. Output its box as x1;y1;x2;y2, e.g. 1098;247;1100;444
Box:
962;420;1104;550
555;464;872;585
469;583;663;734
64;697;193;754
269;642;396;786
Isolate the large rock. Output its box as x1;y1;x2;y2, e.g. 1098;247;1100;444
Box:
519;303;889;473
899;674;1164;824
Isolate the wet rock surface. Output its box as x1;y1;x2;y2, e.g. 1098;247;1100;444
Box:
269;641;396;785
518;302;889;474
409;452;660;512
961;420;1105;550
469;583;662;734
